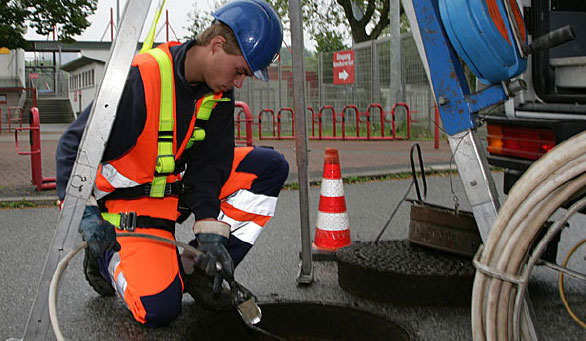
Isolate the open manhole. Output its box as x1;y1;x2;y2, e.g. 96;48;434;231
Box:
188;302;412;340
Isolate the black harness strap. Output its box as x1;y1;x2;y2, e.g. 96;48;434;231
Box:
101;181;191;201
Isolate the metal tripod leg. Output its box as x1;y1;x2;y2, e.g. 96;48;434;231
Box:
449;129;538;340
289;0;313;285
448;130;500;241
22;1;152;339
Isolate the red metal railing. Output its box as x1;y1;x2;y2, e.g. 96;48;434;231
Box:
258;108;276;140
314;105;335;140
391;102;411;140
0;87;37;134
308;106;319;138
14;107;56;191
234;101;421;143
366;103;390;140
277;107;294;139
342;105;361;139
234;101;254;146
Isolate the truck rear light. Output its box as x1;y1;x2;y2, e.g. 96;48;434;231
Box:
486;124;555;160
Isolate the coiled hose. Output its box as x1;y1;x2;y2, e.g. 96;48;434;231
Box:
472;129;586;340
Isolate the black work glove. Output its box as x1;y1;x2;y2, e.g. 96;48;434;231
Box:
193;220;234;295
79;204;121;258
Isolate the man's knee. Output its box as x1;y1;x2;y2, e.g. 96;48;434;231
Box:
265;147;289;185
238;147;289;195
137;275;183;327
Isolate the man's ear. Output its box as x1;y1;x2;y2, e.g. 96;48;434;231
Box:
211;35;227;54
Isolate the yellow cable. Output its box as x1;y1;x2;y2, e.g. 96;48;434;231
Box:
558;238;586;329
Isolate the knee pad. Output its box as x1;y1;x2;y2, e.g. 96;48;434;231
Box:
139;275;183;327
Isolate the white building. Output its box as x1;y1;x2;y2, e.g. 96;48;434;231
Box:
0;47;26;126
61;49;109;115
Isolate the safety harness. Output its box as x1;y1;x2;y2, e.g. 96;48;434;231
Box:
100;44;229;231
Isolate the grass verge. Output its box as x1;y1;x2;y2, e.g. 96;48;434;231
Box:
0;199;37;209
282;167;503;190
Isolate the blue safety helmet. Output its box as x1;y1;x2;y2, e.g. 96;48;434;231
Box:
213;0;283;82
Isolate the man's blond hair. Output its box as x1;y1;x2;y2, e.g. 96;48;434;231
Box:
196;21;241;56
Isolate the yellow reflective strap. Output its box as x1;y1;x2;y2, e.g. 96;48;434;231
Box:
184;95;230;149
185;128;205;149
146;48;174;132
140;0;167;53
145;46;175;198
193;128;206;141
197;95;230;121
156;155;175;173
102;212;120;227
150;175;167;198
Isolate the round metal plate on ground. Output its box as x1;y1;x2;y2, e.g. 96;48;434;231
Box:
187;302;412;340
408;201;482;258
336;240;475;305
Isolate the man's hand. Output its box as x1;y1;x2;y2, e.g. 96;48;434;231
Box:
193;219;234;295
79;205;121;258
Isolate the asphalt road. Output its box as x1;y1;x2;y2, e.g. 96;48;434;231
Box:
1;172;586;340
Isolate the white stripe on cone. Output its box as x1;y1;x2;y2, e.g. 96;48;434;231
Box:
320;178;345;197
316;211;350;231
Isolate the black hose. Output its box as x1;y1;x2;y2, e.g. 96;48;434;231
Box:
374;143;426;242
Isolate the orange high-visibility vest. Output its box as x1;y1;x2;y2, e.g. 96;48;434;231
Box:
94;42;228;221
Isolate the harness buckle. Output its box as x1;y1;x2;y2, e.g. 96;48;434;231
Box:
118;212;137;232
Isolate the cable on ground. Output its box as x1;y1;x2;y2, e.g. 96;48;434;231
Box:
558;238;586;329
48;233;265;341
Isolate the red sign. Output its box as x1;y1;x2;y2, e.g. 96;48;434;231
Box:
29;73;39;79
333;50;355;85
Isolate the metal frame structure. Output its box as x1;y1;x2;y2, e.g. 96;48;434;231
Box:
22;1;152;339
402;0;538;338
289;0;314;284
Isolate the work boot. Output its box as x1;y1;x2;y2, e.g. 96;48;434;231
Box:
182;267;233;311
83;248;115;297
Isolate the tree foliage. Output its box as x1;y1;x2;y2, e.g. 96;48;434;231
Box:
336;0;390;43
268;0;404;52
183;1;228;40
0;0;98;49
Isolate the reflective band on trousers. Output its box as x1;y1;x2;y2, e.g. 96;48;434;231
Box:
225;189;277;216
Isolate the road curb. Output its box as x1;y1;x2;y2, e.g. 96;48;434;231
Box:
0;196;58;206
285;163;455;185
0;164;457;205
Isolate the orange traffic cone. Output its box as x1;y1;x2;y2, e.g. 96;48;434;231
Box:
313;148;351;257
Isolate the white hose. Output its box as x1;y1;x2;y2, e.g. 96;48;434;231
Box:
48;233;204;340
48;242;87;341
472;129;586;340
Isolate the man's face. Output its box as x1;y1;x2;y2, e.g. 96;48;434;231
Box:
203;37;253;93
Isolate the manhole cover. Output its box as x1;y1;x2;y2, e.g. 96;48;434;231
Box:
188;302;411;340
336;240;475;305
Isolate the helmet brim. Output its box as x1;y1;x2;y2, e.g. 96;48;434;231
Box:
253;68;270;82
